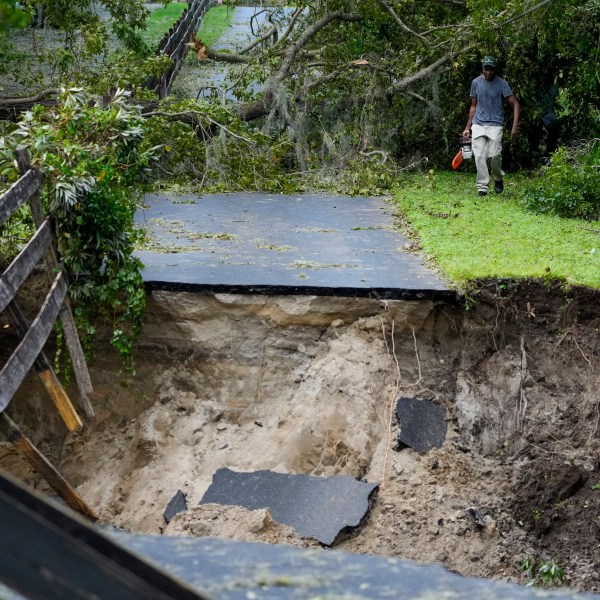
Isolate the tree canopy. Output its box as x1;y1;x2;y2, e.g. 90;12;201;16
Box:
1;0;598;165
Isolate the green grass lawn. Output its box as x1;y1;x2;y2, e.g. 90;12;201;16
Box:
141;4;234;50
143;3;187;47
195;5;234;46
393;171;600;289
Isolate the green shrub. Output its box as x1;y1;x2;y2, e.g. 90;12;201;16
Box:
523;140;600;220
0;87;159;370
520;555;566;588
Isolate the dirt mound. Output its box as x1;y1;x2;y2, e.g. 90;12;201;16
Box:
165;503;318;548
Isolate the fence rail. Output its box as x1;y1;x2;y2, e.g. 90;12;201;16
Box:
0;218;52;315
0;169;42;227
0;272;67;413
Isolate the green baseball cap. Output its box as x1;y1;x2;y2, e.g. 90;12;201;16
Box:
482;56;498;68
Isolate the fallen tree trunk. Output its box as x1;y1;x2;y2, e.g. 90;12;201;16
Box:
0;95;58;121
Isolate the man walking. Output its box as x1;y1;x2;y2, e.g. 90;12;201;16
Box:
463;56;520;196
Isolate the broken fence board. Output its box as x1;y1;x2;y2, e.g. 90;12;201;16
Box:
0;219;52;314
0;272;66;413
57;307;95;417
36;368;83;432
0;170;41;227
0;414;94;520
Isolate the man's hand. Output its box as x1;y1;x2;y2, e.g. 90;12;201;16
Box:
462;128;471;139
511;125;519;137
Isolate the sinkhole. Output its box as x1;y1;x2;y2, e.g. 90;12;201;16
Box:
1;282;599;589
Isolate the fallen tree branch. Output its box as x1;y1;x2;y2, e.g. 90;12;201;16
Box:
0;89;61;120
0;88;60;106
273;6;304;48
204;47;250;64
300;59;370;94
407;90;442;112
274;11;363;82
390;45;473;93
144;109;254;143
359;149;390;163
239;26;278;55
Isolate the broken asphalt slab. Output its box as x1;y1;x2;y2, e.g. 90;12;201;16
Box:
396;396;448;452
135;193;452;299
163;489;188;524
199;468;378;545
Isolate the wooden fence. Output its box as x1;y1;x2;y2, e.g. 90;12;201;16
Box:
0;150;98;519
0;149;95;424
148;0;217;98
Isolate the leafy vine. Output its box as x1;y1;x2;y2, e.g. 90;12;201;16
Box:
0;87;159;370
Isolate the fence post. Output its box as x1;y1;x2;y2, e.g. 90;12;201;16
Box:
15;149;95;418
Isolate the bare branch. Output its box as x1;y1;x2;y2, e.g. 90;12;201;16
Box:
299;47;326;59
377;0;429;43
274;11;363;82
274;6;304;48
239;26;277;55
0;88;59;106
407;91;442;113
300;60;370;94
302;66;347;93
302;62;329;69
390;45;472;93
250;8;269;37
501;0;553;26
420;22;472;35
360;149;389;163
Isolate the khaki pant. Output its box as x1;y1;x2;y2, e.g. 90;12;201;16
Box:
471;124;504;193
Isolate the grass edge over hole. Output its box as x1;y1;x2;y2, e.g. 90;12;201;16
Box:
392;170;600;289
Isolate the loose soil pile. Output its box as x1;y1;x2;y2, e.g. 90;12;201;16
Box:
1;280;599;593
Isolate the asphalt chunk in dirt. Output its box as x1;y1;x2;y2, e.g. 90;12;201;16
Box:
163;490;188;524
396;396;447;452
200;468;378;546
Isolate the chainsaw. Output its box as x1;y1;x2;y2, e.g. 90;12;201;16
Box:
452;135;473;169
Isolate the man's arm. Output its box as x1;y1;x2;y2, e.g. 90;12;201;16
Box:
463;97;477;138
506;95;520;136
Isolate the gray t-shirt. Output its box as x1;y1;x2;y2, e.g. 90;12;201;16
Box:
470;75;514;126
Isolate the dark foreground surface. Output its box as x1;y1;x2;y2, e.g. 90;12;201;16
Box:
135;193;451;298
114;534;600;600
